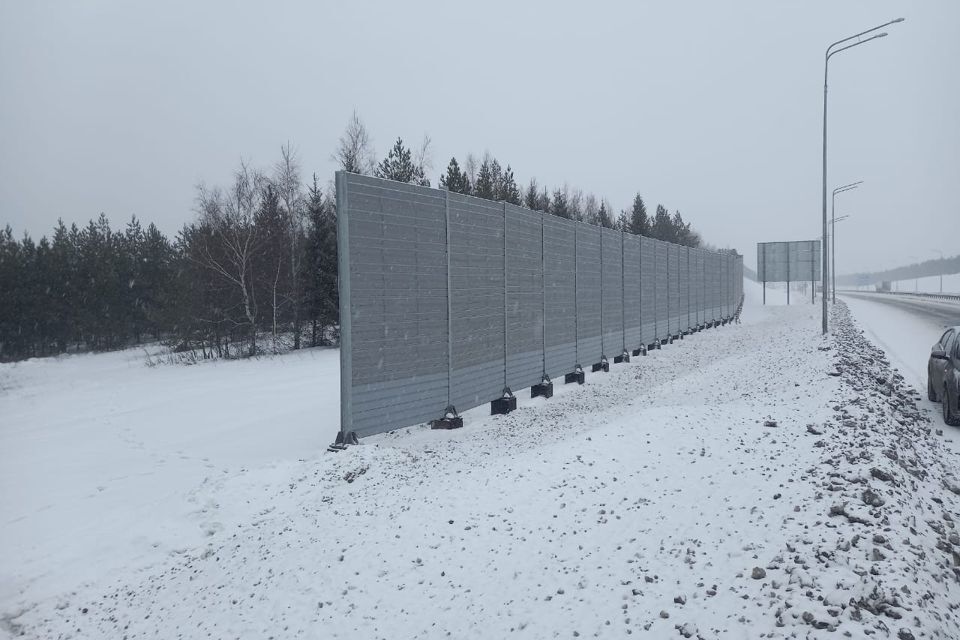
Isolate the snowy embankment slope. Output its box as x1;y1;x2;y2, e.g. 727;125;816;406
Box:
840;292;960;459
3;282;960;639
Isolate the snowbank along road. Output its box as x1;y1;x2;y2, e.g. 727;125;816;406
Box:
2;283;960;639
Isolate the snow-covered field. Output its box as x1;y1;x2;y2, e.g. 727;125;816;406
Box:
3;282;960;639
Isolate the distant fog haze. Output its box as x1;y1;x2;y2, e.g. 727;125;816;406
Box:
1;0;957;274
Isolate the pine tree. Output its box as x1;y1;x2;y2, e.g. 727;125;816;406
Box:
628;194;649;236
537;187;551;213
583;194;599;225
651;204;674;242
597;200;615;228
439;157;470;194
302;174;339;346
568;189;583;222
524;179;540;209
474;159;495;199
551;188;569;218
490;159;503;200
500;165;521;205
374;137;417;183
616;210;630;232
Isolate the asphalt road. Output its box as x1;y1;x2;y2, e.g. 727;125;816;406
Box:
839;291;960;328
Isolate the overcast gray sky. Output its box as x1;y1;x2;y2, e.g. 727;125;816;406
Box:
1;0;957;274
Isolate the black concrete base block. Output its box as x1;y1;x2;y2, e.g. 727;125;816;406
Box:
614;353;630;364
592;361;610;373
430;416;463;430
564;371;585;385
491;395;517;415
327;430;359;452
631;348;642;357
531;382;554;399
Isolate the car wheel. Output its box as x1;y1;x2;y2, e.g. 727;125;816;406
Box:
928;376;938;402
944;386;960;427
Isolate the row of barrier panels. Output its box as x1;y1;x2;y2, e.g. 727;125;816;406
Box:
335;172;744;443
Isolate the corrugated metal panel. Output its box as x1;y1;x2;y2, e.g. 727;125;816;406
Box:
668;243;680;335
705;251;715;321
505;204;544;391
699;248;708;322
679;246;690;333
601;227;624;357
543;215;577;378
448;192;505;411
622;233;643;350
712;253;721;320
654;240;669;341
640;236;657;345
576;223;602;364
340;173;450;437
690;249;703;326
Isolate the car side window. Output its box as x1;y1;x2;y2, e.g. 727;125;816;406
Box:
946;331;958;354
941;329;955;350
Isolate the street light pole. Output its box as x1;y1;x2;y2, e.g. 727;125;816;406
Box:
831;181;861;302
821;18;903;334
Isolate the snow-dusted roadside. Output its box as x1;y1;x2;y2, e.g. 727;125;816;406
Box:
3;290;959;639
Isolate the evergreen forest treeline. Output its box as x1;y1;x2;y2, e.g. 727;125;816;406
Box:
0;113;709;362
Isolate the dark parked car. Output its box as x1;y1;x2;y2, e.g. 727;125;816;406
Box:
928;325;960;426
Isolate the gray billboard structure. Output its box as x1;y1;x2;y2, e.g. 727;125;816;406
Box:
756;240;821;305
336;172;744;443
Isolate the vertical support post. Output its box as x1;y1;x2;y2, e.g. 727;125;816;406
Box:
541;211;547;379
599;228;605;351
335;171;353;439
621;230;626;353
502;201;508;392
665;242;670;338
821;56;830;334
574;220;579;366
444;189;453;409
686;247;691;331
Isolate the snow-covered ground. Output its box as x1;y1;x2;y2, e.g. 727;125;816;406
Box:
3;282;960;639
0;348;339;614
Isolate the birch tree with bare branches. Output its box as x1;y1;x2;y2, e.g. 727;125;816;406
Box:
333;110;374;175
195;160;264;356
274;142;304;348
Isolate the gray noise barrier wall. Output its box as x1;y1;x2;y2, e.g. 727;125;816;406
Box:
668;244;680;336
679;247;690;333
655;240;669;341
601;227;624;357
622;234;643;352
337;172;744;439
639;236;657;345
543;215;577;378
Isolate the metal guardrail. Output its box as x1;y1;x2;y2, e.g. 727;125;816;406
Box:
839;289;960;303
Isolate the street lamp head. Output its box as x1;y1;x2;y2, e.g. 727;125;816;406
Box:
877;32;889;38
892;17;905;23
